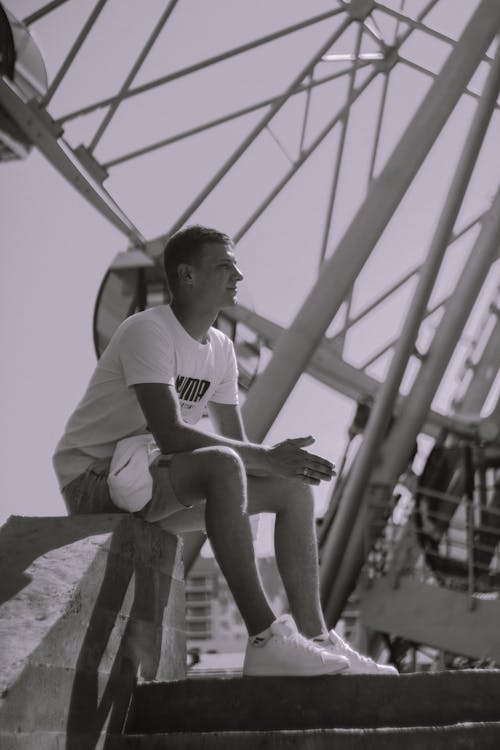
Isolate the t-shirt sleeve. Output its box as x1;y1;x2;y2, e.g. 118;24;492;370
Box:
118;318;175;387
210;339;239;405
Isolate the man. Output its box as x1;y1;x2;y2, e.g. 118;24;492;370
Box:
54;225;396;677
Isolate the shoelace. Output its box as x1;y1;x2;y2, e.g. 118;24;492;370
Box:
330;635;375;665
282;632;327;655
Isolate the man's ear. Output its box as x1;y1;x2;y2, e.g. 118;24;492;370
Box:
177;263;194;286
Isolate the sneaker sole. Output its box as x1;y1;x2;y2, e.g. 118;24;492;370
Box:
243;663;349;677
345;667;399;676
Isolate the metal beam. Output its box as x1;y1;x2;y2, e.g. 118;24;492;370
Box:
241;0;500;444
0;77;144;244
224;305;475;439
324;181;500;625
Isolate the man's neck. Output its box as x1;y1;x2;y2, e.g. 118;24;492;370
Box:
170;299;217;343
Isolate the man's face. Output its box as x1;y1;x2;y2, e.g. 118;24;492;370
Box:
191;242;243;309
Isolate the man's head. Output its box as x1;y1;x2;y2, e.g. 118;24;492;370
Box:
163;225;243;310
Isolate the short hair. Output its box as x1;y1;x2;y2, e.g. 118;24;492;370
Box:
163;225;233;294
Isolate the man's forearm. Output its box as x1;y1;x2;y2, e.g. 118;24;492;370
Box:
155;423;270;474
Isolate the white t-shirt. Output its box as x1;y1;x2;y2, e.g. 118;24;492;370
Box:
53;306;239;489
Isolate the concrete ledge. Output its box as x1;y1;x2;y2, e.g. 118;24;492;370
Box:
0;514;185;746
120;724;500;750
128;671;500;733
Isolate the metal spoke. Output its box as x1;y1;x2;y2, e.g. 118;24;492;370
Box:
332;264;421;342
319;22;364;267
233;69;378;245
265;125;295;165
88;0;179;152
360;294;451;370
41;0;109;106
56;7;347;124
375;0;495;65
102;62;371;170
298;72;314;156
22;0;71;26
399;55;500;111
154;16;354;243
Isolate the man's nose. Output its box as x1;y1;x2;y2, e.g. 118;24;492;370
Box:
233;266;244;281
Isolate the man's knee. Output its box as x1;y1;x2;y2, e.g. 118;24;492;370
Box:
204;446;245;482
189;447;245;496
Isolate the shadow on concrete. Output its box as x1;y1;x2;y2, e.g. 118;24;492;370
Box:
65;520;172;749
0;515;122;606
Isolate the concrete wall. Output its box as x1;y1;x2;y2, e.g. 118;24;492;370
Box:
0;514;186;749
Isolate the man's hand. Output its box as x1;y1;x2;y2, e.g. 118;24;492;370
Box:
266;436;336;485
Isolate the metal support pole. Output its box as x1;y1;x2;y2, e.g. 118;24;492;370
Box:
323;181;500;624
242;1;500;443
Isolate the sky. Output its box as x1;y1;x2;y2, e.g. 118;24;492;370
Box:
1;0;499;553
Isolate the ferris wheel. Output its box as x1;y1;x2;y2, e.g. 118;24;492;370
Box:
2;0;500;667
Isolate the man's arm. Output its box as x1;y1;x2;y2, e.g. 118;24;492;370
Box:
134;383;335;485
207;402;247;441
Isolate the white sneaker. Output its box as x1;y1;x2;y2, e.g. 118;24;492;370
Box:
243;615;349;677
316;630;398;675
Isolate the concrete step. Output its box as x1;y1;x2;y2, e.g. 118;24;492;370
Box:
4;724;500;749
120;724;500;749
126;670;500;735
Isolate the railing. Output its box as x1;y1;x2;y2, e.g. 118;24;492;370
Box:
362;442;500;609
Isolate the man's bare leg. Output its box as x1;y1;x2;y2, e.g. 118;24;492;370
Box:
167;446;275;636
247;474;328;639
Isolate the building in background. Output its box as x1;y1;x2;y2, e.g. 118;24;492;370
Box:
186;555;288;654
